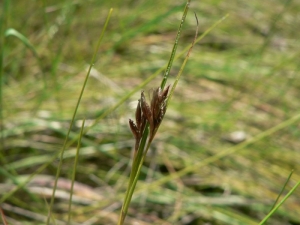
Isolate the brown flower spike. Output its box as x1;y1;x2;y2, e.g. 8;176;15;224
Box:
129;85;170;151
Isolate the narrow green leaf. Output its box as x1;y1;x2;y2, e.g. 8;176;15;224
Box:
67;119;85;225
269;170;294;212
259;181;300;225
5;28;39;59
46;8;113;225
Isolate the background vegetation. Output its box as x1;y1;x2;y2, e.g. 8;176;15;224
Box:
1;0;300;224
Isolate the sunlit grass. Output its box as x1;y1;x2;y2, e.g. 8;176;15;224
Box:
1;0;300;224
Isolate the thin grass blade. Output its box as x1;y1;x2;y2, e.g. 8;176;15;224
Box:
269;170;294;212
168;12;198;105
259;181;300;225
5;28;39;58
46;8;113;224
67;119;85;225
160;0;190;89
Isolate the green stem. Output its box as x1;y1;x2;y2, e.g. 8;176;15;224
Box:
160;0;190;89
269;170;294;212
259;181;300;225
118;138;152;225
46;8;113;225
67;119;85;225
118;125;149;225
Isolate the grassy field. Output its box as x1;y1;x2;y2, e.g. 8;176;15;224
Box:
1;0;300;224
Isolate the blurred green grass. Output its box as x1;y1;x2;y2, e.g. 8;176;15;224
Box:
1;0;300;224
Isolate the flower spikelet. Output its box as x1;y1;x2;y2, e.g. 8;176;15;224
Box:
129;85;170;150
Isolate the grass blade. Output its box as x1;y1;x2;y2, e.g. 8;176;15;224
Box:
5;28;39;58
67;119;85;225
160;0;191;89
168;12;198;104
259;180;300;225
45;8;113;224
269;170;294;212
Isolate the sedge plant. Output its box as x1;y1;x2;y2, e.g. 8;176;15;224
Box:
117;0;199;224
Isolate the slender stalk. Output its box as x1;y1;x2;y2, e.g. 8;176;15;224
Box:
118;140;152;225
269;170;294;212
160;0;190;89
67;119;85;225
168;12;198;105
118;128;149;225
259;181;300;225
46;8;113;224
117;2;198;224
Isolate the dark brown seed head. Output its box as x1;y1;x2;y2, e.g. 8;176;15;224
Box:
140;115;147;135
151;88;161;122
153;86;169;126
129;86;170;146
129;119;139;139
161;85;170;102
135;100;142;129
141;91;153;126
